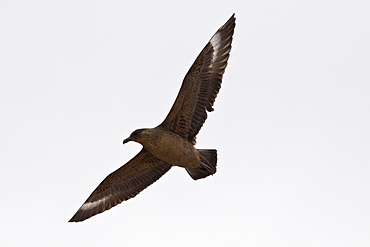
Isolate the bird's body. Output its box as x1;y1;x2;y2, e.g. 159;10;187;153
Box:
127;127;201;169
69;14;236;222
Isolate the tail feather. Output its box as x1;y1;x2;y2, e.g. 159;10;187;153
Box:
186;149;217;180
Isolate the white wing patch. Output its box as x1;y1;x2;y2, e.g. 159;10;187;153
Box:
210;32;221;62
80;197;109;211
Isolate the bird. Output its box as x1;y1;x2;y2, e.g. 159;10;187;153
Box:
69;14;236;222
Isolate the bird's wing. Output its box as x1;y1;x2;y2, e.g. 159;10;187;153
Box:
69;149;171;222
160;14;235;144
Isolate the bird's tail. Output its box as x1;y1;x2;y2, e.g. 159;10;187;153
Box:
186;149;217;180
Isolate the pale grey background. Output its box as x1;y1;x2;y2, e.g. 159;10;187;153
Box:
1;1;369;246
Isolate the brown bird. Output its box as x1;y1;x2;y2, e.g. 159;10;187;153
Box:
69;14;236;222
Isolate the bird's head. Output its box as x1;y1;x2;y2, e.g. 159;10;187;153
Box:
123;128;149;145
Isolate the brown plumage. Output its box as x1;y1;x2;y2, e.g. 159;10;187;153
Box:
69;14;236;222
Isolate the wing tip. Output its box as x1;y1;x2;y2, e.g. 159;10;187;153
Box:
68;212;87;223
68;205;106;223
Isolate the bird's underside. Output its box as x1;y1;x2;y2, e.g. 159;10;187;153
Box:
69;14;235;222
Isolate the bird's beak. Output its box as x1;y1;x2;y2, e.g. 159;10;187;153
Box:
123;137;132;145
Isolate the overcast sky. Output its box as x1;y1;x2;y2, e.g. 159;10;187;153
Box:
1;1;370;246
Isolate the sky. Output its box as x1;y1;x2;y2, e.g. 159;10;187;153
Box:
1;0;370;246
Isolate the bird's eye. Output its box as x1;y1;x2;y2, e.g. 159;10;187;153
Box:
132;130;141;137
